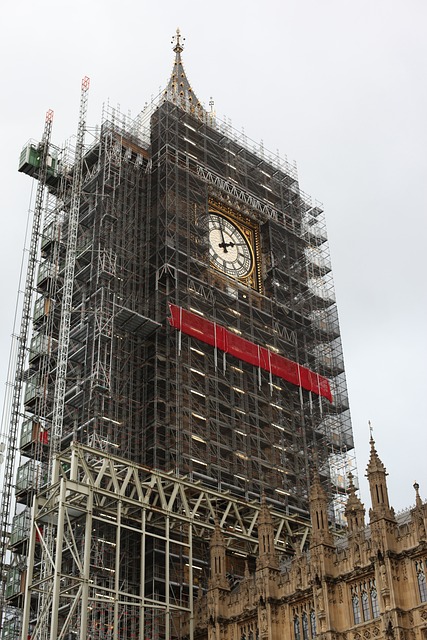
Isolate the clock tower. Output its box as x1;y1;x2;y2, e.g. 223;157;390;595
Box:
140;30;353;517
4;28;355;640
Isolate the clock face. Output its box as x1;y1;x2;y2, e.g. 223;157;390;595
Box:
208;213;254;278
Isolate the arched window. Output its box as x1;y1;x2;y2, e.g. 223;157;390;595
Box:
416;561;427;602
361;590;371;621
302;612;309;640
370;586;379;618
294;616;301;640
310;610;317;638
352;594;361;625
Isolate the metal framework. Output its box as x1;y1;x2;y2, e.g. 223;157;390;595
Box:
1;42;356;640
0;109;54;630
22;442;310;640
51;76;90;459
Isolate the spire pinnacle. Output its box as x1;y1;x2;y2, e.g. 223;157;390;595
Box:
345;472;365;532
164;29;205;118
414;481;423;509
209;522;229;590
256;494;278;570
366;432;395;522
366;428;385;475
309;472;333;547
172;27;184;55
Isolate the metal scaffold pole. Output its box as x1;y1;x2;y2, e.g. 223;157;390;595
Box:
0;109;54;622
25;77;90;640
51;76;90;465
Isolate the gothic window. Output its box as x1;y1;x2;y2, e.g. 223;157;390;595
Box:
416;560;427;602
351;580;379;623
302;612;309;640
310;610;317;638
294;616;301;640
370;585;379;618
240;622;258;640
293;605;316;640
361;590;371;621
352;594;361;625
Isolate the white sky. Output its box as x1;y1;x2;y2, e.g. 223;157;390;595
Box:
0;0;426;514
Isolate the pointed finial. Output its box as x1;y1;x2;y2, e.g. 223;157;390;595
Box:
366;423;385;473
172;27;185;54
345;471;365;525
414;481;423;508
164;30;205;118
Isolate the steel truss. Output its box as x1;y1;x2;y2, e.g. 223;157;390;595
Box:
22;443;309;640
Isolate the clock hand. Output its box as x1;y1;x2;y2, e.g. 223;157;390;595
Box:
218;222;234;253
218;239;235;253
218;223;228;252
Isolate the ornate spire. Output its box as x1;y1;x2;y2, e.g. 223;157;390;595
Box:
412;481;426;540
256;494;278;570
366;429;395;522
309;473;333;547
172;27;184;55
366;423;387;476
414;481;423;509
366;432;385;477
164;28;204;117
209;521;229;590
344;472;365;533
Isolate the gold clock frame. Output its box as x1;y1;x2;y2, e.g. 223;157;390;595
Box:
208;200;262;293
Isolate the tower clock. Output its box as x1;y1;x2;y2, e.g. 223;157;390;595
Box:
207;203;261;291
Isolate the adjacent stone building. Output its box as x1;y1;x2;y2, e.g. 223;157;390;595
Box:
192;438;427;640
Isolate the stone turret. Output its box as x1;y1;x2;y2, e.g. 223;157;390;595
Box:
257;494;278;571
411;481;426;541
366;435;395;523
208;521;229;591
366;434;397;555
345;472;365;534
207;522;230;640
309;473;333;549
344;472;366;569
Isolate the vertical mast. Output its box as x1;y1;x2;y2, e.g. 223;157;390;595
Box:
28;77;89;640
0;109;54;609
51;77;89;465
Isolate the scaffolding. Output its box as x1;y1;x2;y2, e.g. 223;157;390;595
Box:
0;38;356;640
21;442;311;640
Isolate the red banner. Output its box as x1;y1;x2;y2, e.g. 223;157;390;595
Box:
168;304;333;403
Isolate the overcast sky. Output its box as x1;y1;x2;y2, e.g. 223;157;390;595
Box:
0;0;425;514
